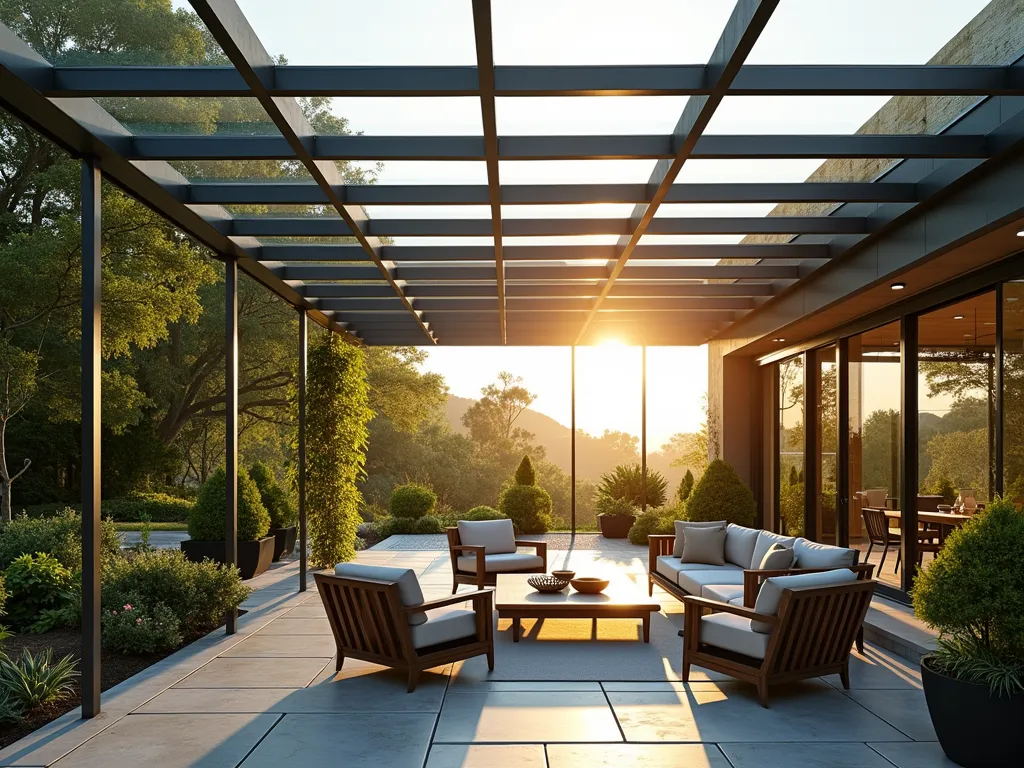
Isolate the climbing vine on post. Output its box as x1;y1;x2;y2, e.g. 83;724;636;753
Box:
305;333;373;567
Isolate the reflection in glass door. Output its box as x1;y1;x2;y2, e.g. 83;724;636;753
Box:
815;346;838;544
778;355;804;536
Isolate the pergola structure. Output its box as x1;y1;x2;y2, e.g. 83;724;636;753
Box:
3;0;1024;720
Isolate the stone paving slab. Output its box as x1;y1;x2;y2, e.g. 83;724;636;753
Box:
867;742;957;767
426;745;547;768
720;742;897;768
546;744;732;768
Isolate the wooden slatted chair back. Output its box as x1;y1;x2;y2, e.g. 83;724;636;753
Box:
766;580;875;678
861;506;890;544
315;573;412;665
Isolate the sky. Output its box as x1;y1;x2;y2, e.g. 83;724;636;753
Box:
198;0;992;444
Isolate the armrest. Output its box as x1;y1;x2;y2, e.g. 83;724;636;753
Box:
449;544;485;554
742;563;876;607
449;544;485;575
515;539;547;559
681;594;777;625
406;589;493;613
648;535;675;575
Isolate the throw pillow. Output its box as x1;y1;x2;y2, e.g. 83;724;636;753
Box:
681;525;727;565
758;542;795;571
673;519;728;557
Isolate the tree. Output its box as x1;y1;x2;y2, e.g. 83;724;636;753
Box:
462;372;537;453
305;334;372;567
0;340;36;520
686;459;757;527
514;455;537;486
677;469;695;502
364;347;446;433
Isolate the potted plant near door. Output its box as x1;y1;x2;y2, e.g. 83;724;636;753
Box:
250;460;298;561
182;467;275;580
595;495;638;539
913;498;1024;767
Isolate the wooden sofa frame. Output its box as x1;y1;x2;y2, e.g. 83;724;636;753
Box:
446;526;547;593
648;534;875;651
315;571;493;692
682;579;876;707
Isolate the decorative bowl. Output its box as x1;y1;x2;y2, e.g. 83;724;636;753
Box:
570;577;610;594
551;569;576;581
528;575;569;593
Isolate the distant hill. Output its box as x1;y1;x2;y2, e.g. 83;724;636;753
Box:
445;395;695;489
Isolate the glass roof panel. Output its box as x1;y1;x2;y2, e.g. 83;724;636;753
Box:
324;98;483;136
499;160;658;184
236;0;477;65
747;0;992;64
654;203;781;218
502;204;635;219
171;159;316;184
362;205;491;219
94;97;280;136
493;0;732;65
497;97;687;136
354;161;489;185
675;159;847;183
1;3;228;65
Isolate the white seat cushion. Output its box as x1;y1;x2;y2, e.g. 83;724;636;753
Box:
410;609;478;649
700;612;769;660
751;568;859;633
334;562;427;626
655;557;742;583
677;568;745;595
724;524;760;569
793;538;857;568
728;596;746;607
456;552;544;573
457;519;516;554
750;530;797;570
702;584;744;604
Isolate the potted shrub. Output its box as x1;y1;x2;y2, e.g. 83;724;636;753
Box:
250;461;298;561
595;494;638;539
182;467;274;579
913;498;1024;767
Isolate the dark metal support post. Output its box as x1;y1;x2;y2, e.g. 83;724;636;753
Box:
836;339;851;548
993;282;1003;497
298;310;308;591
641;346;647;513
570;346;576;534
900;315;919;594
225;258;238;634
803;351;819;541
81;159;102;719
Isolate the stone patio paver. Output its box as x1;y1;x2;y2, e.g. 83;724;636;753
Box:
238;713;436;768
50;713;278;768
842;689;937;741
720;742;897;768
253;617;331;635
546;744;732;768
425;745;547;768
220;633;335;657
867;741;957;767
173;657;329;688
433;691;622;743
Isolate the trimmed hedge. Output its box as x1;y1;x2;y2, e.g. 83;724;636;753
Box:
0;509;120;571
465;506;505;521
627;507;676;545
413;515;444;534
499;484;553;534
188;467;270;542
685;459;757;527
388;483;437;520
103;492;194;523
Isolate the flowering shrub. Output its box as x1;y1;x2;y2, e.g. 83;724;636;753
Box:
101;599;183;655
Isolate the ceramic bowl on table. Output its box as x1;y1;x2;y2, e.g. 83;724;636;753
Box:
551;570;575;581
570;577;609;594
527;575;569;593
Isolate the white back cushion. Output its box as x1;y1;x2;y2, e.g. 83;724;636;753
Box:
334;562;427;625
793;538;857;568
673;520;727;557
457;519;516;554
751;568;858;633
758;542;794;570
724;524;760;568
750;530;796;570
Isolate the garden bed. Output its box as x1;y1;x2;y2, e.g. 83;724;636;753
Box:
0;624;213;749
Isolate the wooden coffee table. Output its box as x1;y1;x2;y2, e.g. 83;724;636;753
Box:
495;574;661;643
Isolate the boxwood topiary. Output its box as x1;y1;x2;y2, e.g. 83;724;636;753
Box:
388;483;437;520
465;505;505;521
514;455;537;486
413;515;444;534
685;459;757;527
188;467;270;542
102;492;193;523
499;484;553;534
249;460;297;529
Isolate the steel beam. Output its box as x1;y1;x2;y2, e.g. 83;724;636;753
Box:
187;0;432;343
80;159;102;720
283;263;798;281
297;311;307;592
183;181;919;206
127;132;989;161
472;0;506;343
233;216;864;238
302;281;773;299
576;0;782;344
225;258;239;634
47;64;1024;98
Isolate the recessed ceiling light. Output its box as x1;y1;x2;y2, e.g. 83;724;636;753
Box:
1017;229;1024;237
953;315;964;320
891;282;906;291
964;333;973;338
772;338;786;342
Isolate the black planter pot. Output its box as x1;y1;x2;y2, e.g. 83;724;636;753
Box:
180;537;275;580
598;514;636;539
921;654;1024;767
269;526;297;562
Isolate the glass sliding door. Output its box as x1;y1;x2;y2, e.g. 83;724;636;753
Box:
777;355;804;536
814;345;838;544
847;320;902;589
1003;281;1024;502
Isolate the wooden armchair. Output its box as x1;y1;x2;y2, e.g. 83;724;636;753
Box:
682;577;875;707
315;569;493;692
446;524;547;592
